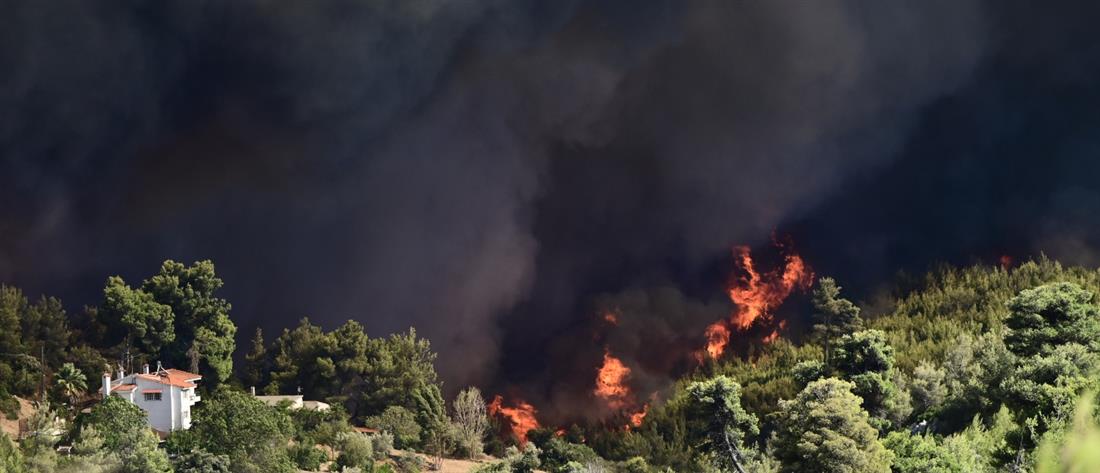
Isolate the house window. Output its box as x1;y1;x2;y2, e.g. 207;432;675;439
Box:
144;392;162;401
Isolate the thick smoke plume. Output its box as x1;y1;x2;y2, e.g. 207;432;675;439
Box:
5;0;1100;410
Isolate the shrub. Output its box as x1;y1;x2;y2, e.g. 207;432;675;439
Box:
336;432;374;470
289;444;329;471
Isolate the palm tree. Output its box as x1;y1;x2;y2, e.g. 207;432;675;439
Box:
55;363;87;414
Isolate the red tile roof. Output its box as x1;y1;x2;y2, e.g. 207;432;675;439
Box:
135;369;202;389
111;385;137;392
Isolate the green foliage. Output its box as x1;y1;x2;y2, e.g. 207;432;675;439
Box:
870;257;1100;373
370;431;395;460
882;431;967;473
289;443;330;471
82;396;148;451
831;327;902;424
0;432;25;473
54;362;87;414
1004;282;1100;358
171;448;232;473
103;276;176;355
335;432;374;470
395;452;426;473
684;376;758;471
906;361;947;418
772;378;891;473
812;277;864;366
1035;394;1100;473
1003;343;1100;434
242;328;267;391
366;406;422;449
507;444;542;473
102;261;237;384
536;437;602;473
117;429;172;473
189;388;294;473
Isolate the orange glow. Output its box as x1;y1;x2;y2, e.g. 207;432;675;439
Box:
1000;255;1014;270
629;404;649;428
488;395;540;444
704;242;813;359
594;348;632;410
603;310;619;325
704;321;731;359
762;320;788;344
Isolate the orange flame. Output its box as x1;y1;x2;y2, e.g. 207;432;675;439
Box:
704;242;813;359
488;395;540;444
603;310;619;325
762;320;788;344
629;404;649;428
594;348;632;410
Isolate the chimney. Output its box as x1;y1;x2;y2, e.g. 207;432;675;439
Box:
250;386;256;396
102;372;111;398
143;364;150;375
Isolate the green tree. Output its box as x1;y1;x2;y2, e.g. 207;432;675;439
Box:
141;260;237;383
0;431;24;473
773;378;891;473
266;318;338;399
367;405;422;449
118;429;172;473
102;276;175;355
452;387;490;458
82;395;148;451
1002;283;1100;439
1036;394;1100;473
812;277;864;367
1005;282;1100;358
883;431;968;473
361;328;440;416
335;431;374;470
833;330;904;425
1003;343;1100;433
189;388;294;473
907;361;947;418
171;448;231;473
241;327;268;391
54;362;87;414
684;376;759;473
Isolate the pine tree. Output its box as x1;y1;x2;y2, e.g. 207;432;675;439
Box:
773;378;891;473
242;327;268;391
812;277;863;367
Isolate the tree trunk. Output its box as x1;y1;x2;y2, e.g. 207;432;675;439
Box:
723;431;747;473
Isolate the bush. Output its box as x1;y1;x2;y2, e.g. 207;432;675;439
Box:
289;443;329;471
370;431;394;460
395;452;425;473
336;432;374;470
366;406;421;449
172;448;232;473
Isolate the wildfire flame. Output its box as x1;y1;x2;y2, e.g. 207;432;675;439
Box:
488;395;540;444
603;310;619;325
703;242;813;359
762;320;788;344
629;404;649;428
594;348;632;410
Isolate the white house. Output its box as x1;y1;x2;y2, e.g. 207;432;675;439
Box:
252;388;330;411
101;364;202;434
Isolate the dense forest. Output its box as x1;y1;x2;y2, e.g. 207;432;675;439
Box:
4;257;1100;472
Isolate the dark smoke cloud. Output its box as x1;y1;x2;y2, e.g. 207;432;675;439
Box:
4;0;1100;407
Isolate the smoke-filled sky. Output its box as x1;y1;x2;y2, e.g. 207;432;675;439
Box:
4;1;1100;403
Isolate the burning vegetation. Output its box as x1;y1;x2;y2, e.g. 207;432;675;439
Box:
703;242;814;359
488;394;540;445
